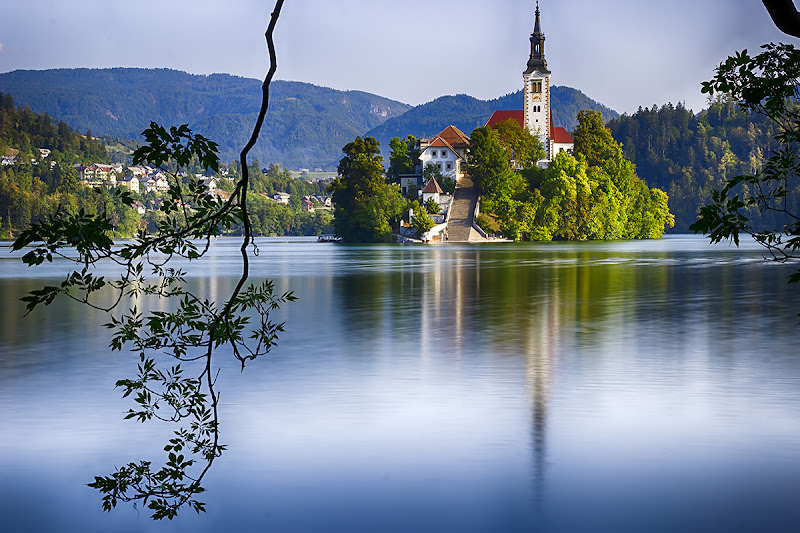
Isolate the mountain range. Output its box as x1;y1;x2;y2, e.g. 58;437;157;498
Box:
0;68;618;170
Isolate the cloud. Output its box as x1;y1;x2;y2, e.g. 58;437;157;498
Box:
0;42;5;54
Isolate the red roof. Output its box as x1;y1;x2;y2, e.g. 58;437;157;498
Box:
553;126;573;144
486;110;524;129
422;177;443;194
428;137;454;149
437;125;470;149
487;110;573;145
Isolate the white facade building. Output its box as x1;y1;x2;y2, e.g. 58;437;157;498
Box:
418;125;471;182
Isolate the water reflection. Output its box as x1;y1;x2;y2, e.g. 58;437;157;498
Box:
2;237;800;532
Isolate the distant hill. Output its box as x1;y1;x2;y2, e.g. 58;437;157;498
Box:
0;68;618;170
365;87;619;151
0;68;411;170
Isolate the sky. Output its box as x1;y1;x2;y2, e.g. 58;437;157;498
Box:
0;0;793;115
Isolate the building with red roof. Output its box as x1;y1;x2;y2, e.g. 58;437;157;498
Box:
486;2;573;165
418;125;470;182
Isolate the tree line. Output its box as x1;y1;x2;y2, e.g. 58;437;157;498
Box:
0;94;332;239
607;98;799;231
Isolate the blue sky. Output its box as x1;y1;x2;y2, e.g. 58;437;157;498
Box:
0;0;791;114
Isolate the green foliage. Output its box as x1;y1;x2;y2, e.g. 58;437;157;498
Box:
468;126;515;200
491;117;545;168
691;43;800;283
573;110;622;168
0;93;109;164
386;135;420;183
329;136;404;242
0;93;131;237
606;97;796;231
473;111;674;241
424;196;440;214
0;98;331;238
411;201;435;235
476;212;499;235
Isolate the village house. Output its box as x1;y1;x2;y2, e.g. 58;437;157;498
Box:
301;197;315;213
273;192;291;204
200;177;217;191
127;166;150;177
81;163;122;186
153;173;169;191
421;177;444;205
117;175;140;193
419;125;471;181
399;125;471;198
313;195;332;208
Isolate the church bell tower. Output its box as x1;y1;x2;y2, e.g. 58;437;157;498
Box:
523;1;552;160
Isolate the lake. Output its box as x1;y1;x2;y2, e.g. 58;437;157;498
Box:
1;235;799;532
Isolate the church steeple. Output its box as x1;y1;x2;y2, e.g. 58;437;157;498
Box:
525;1;550;75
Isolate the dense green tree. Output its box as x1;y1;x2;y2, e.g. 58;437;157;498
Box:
424;196;440;214
411;201;435;235
472;110;674;241
329;136;404;242
691;42;800;284
573;110;623;169
386;135;420;183
468;126;515;200
605;99;792;231
491;117;545;168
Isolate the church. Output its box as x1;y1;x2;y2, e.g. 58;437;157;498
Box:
487;1;573;165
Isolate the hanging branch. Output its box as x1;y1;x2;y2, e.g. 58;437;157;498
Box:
762;0;800;39
12;0;291;520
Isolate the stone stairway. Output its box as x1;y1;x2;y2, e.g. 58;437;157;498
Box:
446;175;486;242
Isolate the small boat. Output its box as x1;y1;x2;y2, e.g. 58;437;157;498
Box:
317;234;342;243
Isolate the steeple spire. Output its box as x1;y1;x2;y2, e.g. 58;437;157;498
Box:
525;1;549;74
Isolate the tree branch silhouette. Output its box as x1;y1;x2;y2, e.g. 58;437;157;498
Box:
12;0;290;520
763;0;800;38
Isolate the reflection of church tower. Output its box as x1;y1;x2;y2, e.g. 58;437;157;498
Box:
523;1;552;160
525;279;558;502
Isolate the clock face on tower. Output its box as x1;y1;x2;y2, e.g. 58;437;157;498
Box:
533;94;542;102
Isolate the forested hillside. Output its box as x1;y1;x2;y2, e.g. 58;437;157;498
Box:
0;93;115;237
0;94;333;238
366;87;619;152
0;68;411;170
607;98;798;231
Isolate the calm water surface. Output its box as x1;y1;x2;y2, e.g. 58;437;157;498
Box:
1;235;799;532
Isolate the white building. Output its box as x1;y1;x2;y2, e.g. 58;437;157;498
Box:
117;175;140;193
273;192;291;204
418;125;471;182
421;177;444;205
